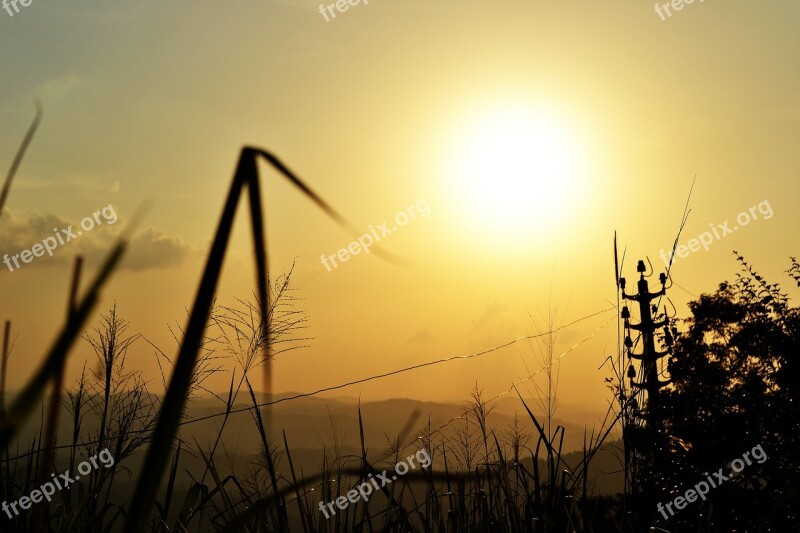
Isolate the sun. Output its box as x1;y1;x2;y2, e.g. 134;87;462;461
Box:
445;104;586;239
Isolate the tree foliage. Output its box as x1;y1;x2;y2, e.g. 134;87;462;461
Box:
659;254;800;529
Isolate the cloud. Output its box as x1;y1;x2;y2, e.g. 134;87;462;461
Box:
124;228;191;271
556;328;581;344
472;303;508;332
36;74;84;102
407;329;435;346
10;172;121;194
38;4;144;21
0;209;190;272
468;302;518;349
0;211;74;262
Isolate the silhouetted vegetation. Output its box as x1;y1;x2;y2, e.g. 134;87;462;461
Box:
653;254;800;531
1;112;795;531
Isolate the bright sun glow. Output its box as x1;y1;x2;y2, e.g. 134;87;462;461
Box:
447;104;586;238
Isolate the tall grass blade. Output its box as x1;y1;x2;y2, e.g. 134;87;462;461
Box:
33;256;83;530
124;147;365;532
0;100;42;221
0;240;127;448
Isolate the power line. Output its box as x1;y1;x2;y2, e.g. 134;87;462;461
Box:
283;311;617;504
1;306;615;462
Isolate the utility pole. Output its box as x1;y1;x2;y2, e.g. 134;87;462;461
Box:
621;260;673;422
619;259;675;511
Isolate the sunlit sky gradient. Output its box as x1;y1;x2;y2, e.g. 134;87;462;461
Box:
0;1;798;409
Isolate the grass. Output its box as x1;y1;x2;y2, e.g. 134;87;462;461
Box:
1;106;775;532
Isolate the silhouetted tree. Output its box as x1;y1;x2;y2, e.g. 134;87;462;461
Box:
658;254;800;530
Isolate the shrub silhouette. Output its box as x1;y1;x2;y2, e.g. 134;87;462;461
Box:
658;254;800;530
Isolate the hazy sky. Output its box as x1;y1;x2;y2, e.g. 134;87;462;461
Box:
0;0;798;410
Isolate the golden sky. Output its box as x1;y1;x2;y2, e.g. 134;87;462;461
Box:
0;1;798;409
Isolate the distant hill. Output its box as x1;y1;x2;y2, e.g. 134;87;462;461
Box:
7;390;623;498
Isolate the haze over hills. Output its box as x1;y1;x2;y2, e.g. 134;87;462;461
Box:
182;392;616;454
8;389;617;455
9;389;622;496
